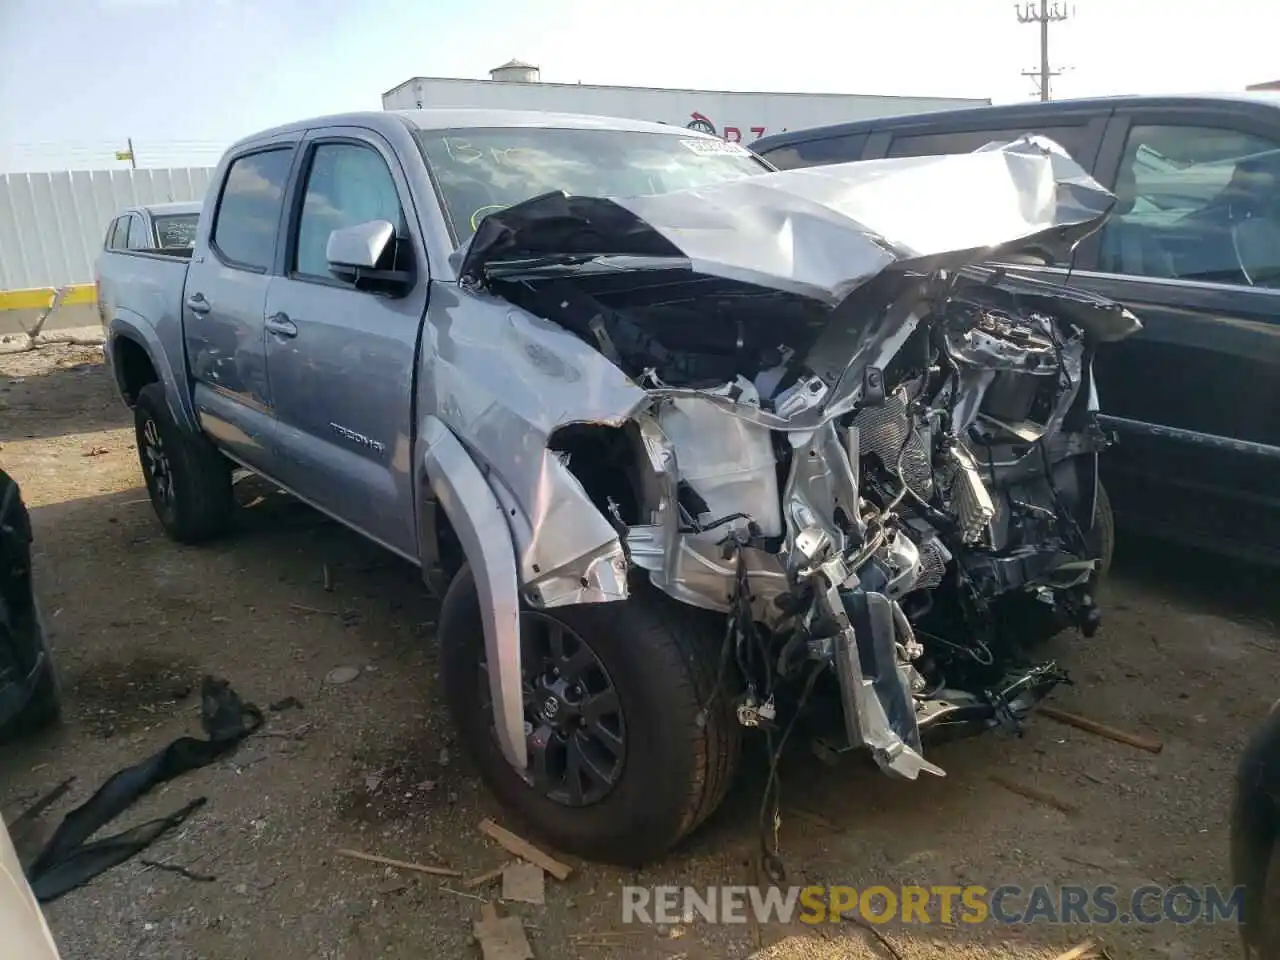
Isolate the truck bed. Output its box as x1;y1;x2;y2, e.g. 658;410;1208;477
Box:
94;247;191;368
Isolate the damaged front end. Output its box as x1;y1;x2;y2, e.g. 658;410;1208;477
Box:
453;134;1141;784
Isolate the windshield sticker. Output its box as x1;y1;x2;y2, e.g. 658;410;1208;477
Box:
679;138;750;157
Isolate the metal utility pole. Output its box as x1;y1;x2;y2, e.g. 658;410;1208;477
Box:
1016;0;1071;101
116;138;137;169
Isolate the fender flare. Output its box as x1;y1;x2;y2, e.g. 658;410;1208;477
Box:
106;314;200;435
419;416;528;774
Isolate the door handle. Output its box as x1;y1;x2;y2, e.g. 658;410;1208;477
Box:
186;293;211;315
265;312;298;338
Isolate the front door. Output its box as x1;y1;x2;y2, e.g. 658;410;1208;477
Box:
183;144;297;471
262;130;429;559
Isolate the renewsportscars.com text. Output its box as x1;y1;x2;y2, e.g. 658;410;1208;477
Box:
622;884;1245;926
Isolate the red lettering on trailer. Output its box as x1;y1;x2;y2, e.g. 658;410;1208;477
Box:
682;112;773;142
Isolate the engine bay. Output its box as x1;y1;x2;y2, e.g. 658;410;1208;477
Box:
493;258;1119;778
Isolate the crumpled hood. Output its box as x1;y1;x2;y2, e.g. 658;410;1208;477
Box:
457;134;1119;307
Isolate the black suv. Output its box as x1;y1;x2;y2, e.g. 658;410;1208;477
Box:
752;94;1280;564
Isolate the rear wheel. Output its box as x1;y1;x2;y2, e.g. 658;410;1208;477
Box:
134;383;234;544
438;565;740;866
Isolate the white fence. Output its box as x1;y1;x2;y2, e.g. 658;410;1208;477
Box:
0;167;216;291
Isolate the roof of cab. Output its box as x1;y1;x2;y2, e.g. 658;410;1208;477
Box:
228;108;719;154
750;91;1280;154
138;201;201;216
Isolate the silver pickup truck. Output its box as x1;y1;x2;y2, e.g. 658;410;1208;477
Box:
94;108;1138;867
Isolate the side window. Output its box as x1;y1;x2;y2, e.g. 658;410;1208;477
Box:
293;142;405;281
109;217;130;250
886;125;1092;163
1098;125;1280;287
210;148;295;271
760;133;870;170
126;214;150;250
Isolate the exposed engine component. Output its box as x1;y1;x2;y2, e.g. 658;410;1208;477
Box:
853;385;934;500
940;440;997;545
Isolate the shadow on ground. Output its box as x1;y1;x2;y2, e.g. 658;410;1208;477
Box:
0;347;124;444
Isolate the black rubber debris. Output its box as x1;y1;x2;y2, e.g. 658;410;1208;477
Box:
24;675;262;902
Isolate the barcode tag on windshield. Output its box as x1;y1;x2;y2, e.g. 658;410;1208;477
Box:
679;138;750;156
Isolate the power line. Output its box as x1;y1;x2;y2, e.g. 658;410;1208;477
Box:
1016;0;1073;101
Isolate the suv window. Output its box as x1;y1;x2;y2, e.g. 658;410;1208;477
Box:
211;148;294;271
126;214;150;250
759;133;870;170
294;142;404;280
1099;125;1280;287
109;216;130;250
886;125;1093;163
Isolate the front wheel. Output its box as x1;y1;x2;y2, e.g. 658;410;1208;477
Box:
438;565;741;866
134;383;234;544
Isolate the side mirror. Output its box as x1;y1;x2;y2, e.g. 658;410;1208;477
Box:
326;220;413;293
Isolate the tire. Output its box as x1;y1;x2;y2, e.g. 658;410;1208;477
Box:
5;640;62;740
438;564;741;866
1089;479;1115;580
134;382;233;544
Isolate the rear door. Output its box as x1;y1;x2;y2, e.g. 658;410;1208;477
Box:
183;140;298;471
1056;106;1280;556
261;128;429;559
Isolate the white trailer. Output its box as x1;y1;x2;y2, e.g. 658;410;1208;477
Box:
382;73;989;146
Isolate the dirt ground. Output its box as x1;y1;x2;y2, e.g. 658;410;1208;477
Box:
0;345;1276;960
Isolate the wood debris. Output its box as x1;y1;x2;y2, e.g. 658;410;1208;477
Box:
1037;705;1164;754
474;901;534;960
988;774;1078;814
502;861;545;905
334;847;461;878
478;818;572;881
466;861;516;889
1052;940;1098;960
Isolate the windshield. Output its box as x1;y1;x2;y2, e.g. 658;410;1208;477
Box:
414;126;768;245
152;213;199;249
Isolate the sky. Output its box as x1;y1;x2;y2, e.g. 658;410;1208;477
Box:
1;0;1277;172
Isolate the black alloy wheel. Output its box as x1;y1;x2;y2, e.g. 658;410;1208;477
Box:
484;612;626;806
